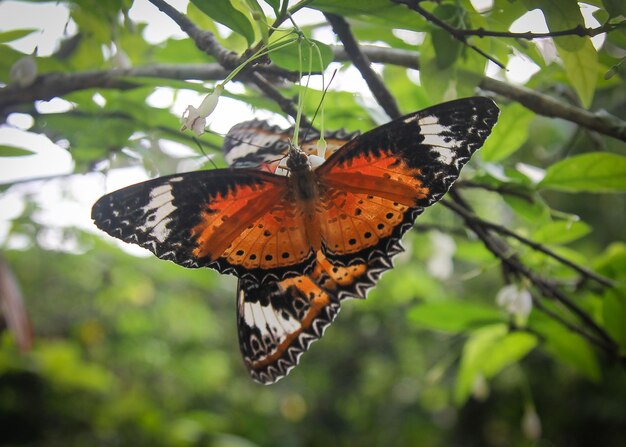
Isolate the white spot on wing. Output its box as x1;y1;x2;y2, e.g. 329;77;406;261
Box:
244;300;301;340
430;146;455;164
138;183;177;241
224;133;283;165
416;116;461;165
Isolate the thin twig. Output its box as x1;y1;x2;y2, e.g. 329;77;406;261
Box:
443;194;615;288
458;22;620;39
455;180;534;203
442;193;618;356
392;0;506;69
324;13;401;119
146;0;308;125
332;45;626;142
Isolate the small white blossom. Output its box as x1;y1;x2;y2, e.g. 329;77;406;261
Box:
10;55;38;87
427;231;456;280
521;405;542;440
180;84;223;136
471;374;489;401
112;49;132;69
316;137;327;158
496;284;532;319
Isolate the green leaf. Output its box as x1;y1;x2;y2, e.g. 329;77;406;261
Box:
504;195;550;223
530;0;598;107
539;153;626;193
263;0;282;15
0;145;35;157
431;4;463;69
480;103;534;162
190;0;256;45
455;325;537;404
0;28;38;43
419;35;454;102
531;314;601;381
557;38;598;108
309;0;430;32
408;301;503;333
532;220;591;245
603;287;626;353
269;39;333;72
594;242;626;280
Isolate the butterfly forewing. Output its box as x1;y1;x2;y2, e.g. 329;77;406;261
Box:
91;169;319;284
315;97;499;262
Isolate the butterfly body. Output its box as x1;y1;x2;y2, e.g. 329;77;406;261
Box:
92;97;500;384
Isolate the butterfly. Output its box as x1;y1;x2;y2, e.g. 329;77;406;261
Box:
92;96;499;384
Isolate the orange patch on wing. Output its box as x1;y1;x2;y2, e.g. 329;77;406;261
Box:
314;251;367;288
246;277;332;369
322;153;430;204
190;182;285;261
221;195;315;270
316;187;409;255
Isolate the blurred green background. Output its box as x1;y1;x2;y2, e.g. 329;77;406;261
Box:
1;0;626;446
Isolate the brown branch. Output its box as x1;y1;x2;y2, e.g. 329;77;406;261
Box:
248;72;312;128
332;45;626;142
458;22;620;39
442;193;618;356
392;0;506;69
445;190;615;288
0;64;229;113
395;0;620;40
455;180;534;203
147;0;236;66
146;0;309;126
324;13;401;119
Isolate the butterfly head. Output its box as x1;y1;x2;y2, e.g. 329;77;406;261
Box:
286;147;311;173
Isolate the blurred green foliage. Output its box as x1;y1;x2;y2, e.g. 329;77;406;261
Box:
1;0;626;446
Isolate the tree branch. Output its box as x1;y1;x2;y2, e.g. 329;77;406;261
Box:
445;190;615;288
392;0;506;69
0;64;228;113
3;44;624;142
146;0;309;126
324;13;401;119
395;0;620;40
442;193;618;357
332;45;626;142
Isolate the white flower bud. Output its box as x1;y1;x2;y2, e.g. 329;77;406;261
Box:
10;55;38;87
496;284;532;319
180;84;223;136
521;405;542;440
427;231;456;280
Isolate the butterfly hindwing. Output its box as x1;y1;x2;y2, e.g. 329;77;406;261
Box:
91;169;318;284
237;274;341;384
237;247;401;384
223;119;360;169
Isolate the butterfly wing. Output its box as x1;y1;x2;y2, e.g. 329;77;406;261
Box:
236;274;340;384
315;96;499;264
91;169;318;284
233;97;498;382
223;119;360;169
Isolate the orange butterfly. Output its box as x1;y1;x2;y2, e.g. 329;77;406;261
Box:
92;97;499;383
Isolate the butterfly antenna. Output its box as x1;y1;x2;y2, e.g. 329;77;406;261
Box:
301;69;337;143
192;136;219;170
